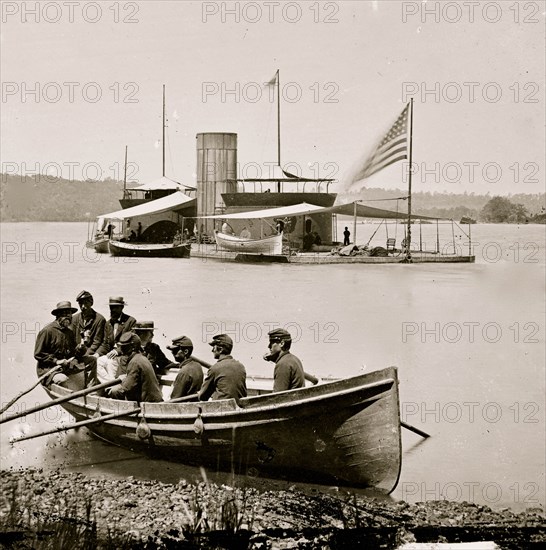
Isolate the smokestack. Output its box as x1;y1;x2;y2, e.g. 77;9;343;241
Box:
196;133;237;236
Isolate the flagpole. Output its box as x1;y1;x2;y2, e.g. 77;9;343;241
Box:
405;98;414;262
276;69;281;192
162;84;166;178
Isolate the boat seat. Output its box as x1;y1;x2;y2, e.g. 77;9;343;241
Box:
386;238;396;252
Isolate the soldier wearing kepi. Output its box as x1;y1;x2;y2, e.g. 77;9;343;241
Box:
34;301;97;387
72;290;110;357
168;336;204;399
198;334;247;402
265;328;305;392
106;332;163;402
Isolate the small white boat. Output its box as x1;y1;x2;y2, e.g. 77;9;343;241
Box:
215;231;283;255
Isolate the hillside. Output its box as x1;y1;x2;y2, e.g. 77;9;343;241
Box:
1;174;123;222
1;174;545;222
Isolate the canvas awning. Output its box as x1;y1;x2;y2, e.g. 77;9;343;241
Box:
97;191;195;228
126;176;196;192
201;201;443;221
202;203;326;220
326;202;443;221
234;165;334;183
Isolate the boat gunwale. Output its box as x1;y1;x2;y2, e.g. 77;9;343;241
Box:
49;371;397;421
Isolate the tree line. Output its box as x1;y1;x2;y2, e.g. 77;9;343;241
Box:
1;174;544;223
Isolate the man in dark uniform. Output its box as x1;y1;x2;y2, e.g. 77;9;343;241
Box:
198;334;247;402
34;301;97;387
167;335;204;399
343;226;351;246
107;296;136;347
106;332;163;402
72;290;110;357
133;321;172;378
264;328;305;392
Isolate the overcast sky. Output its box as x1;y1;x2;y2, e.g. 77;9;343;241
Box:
2;0;545;195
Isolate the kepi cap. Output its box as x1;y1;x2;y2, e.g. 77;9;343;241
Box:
134;321;155;331
118;332;141;348
51;301;78;316
208;334;233;348
76;290;93;303
167;335;193;350
109;296;127;306
268;328;292;342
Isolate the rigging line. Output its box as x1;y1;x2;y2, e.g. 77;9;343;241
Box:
357;196;409;202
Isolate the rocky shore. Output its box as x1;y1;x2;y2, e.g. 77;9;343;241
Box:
0;469;544;549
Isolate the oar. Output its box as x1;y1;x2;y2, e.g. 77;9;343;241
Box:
0;378;123;425
10;407;140;443
169;393;199;403
10;392;202;443
315;376;430;438
193;356;319;385
401;421;430;438
0;364;65;416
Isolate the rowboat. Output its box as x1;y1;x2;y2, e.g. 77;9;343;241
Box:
108;240;191;258
43;367;402;492
215;231;283;255
85;236;110;254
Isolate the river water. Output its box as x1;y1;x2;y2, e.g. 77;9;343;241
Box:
0;221;544;512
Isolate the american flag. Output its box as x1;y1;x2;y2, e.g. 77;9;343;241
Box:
350;103;410;185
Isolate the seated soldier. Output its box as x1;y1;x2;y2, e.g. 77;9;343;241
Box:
167;336;204;399
106;333;163;402
35;301;97;388
264;328;305;392
198;334;247;403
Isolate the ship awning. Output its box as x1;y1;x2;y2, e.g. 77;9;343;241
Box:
202;203;326;220
126;176;196;192
325;202;443;221
97;191;195;226
234;165;334;183
201;201;444;221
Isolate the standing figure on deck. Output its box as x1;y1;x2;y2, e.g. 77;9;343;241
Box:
34;301;97;387
264;328;305;392
72;290;110;357
167;335;204;399
343;227;351;246
106;332;163;402
134;321;172;378
198;334;247;403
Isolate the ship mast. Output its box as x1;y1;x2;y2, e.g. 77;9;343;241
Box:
276;69;281;192
123;145;128;197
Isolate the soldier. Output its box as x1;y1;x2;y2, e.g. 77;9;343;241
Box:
198;334;247;402
264;328;305;392
167;335;204;399
106;332;163;402
72;290;110;357
35;301;97;388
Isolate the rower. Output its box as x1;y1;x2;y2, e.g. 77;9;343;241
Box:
167;336;204;399
264;328;305;392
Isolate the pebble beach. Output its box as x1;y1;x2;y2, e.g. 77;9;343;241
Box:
1;469;544;549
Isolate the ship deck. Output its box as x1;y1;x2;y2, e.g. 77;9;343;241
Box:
190;244;475;264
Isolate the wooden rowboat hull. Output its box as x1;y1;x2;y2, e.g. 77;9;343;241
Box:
108;240;191;258
215;231;283;255
45;367;402;492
